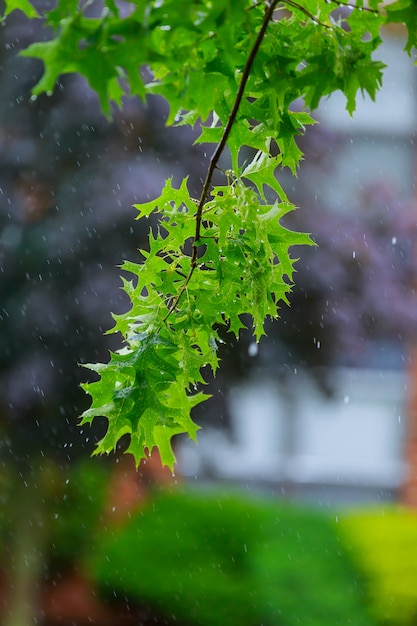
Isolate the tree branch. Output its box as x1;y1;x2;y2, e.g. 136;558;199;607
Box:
326;0;380;13
164;0;279;320
281;0;333;28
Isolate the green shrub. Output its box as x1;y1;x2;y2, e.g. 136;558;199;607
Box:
88;488;375;626
340;508;417;626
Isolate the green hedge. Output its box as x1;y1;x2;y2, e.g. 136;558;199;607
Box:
4;458;413;626
340;508;417;626
88;488;375;626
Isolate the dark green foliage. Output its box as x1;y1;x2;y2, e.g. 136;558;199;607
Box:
88;489;375;626
0;458;111;570
48;459;111;565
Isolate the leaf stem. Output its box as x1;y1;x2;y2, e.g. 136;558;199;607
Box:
281;0;333;28
164;0;279;321
326;0;380;13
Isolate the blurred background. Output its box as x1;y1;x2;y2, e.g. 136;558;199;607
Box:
1;9;417;626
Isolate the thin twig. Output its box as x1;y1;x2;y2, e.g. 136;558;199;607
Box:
164;0;279;321
326;0;380;14
281;0;333;28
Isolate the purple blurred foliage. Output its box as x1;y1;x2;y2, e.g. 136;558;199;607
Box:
282;182;417;370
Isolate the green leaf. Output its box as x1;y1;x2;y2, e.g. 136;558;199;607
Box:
1;0;38;18
242;150;287;202
81;333;206;471
385;0;417;53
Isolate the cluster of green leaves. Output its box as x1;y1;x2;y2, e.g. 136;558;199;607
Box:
3;0;416;468
81;169;310;467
